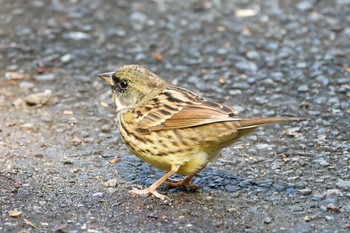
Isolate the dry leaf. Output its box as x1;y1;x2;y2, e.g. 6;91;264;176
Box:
242;27;251;36
71;136;82;146
8;210;21;217
72;168;79;173
5;72;31;80
327;203;339;212
109;157;122;164
23;218;36;228
36;66;55;74
102;178;118;188
63;110;73;115
286;130;302;138
218;76;226;85
151;53;163;61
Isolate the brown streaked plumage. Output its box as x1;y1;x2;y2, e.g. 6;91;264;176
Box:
98;65;305;200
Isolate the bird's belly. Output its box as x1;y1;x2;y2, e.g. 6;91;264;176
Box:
117;120;241;175
177;151;213;175
132;149;211;175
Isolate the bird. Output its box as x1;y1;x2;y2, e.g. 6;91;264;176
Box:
97;64;305;200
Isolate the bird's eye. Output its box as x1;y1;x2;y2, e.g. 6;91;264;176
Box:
119;80;128;89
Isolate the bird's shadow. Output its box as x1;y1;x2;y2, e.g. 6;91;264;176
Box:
117;156;302;198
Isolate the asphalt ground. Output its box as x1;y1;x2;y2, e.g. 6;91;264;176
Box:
0;0;349;232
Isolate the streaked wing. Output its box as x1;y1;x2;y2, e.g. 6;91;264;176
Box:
132;85;240;132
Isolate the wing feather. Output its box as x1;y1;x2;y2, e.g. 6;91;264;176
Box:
132;86;240;132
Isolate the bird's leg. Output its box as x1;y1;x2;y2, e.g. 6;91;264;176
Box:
167;174;199;190
166;178;181;183
130;164;181;200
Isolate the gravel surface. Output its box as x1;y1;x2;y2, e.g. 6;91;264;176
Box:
1;0;349;232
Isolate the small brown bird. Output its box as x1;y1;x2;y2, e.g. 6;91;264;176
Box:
98;65;305;200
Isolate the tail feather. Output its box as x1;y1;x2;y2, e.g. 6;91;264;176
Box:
238;117;307;129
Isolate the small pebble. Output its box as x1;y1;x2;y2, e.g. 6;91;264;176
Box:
129;11;147;31
298;84;309;92
66;31;91;41
298;188;312;195
34;73;55;82
19;81;34;91
325;216;334;221
101;124;111;133
12;98;24;107
92;192;104;198
336;180;350;191
304;216;311;222
61;54;72;63
102;179;118;188
63;160;74;165
263;217;272;224
313;158;329;166
25;90;53;106
246;50;260;59
311;193;324;201
296;1;313;11
235;60;258;72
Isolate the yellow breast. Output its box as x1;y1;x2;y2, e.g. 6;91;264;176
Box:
117;113;248;175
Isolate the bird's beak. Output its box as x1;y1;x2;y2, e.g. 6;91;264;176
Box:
97;72;115;86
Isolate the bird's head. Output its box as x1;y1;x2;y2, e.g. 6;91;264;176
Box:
98;65;167;111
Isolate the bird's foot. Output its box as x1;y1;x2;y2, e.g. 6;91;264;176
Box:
129;187;170;200
166;178;199;190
